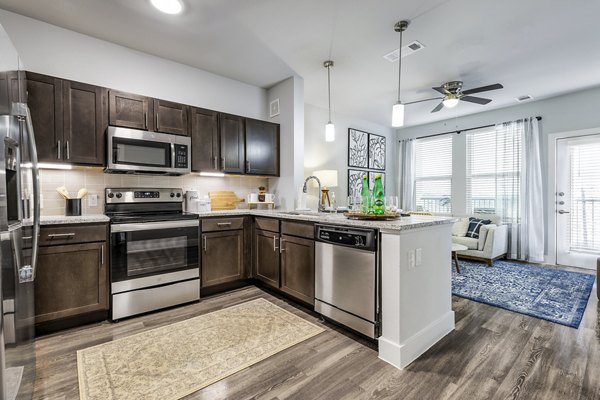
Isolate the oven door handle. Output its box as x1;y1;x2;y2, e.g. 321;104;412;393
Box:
111;220;199;233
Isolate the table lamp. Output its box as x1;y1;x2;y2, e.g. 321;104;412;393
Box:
313;170;338;208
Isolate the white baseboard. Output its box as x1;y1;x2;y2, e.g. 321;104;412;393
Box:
378;310;455;369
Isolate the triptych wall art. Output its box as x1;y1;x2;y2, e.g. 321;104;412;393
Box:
347;128;386;197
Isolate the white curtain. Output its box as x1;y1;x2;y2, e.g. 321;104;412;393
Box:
494;118;545;261
520;118;545;262
398;138;416;211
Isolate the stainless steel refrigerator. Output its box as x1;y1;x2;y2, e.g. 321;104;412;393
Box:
0;23;40;400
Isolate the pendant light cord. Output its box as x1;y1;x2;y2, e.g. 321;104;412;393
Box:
397;27;403;103
328;64;332;122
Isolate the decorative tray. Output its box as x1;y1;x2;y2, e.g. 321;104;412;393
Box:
344;211;403;221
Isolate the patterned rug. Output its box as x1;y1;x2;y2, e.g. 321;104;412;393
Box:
77;298;324;400
452;260;595;328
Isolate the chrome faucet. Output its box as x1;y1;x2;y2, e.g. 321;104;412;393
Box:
303;175;325;212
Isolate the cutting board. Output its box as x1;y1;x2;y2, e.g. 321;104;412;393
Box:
209;191;244;211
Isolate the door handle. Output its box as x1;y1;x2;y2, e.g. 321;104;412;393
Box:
203;235;207;252
213;156;218;170
47;233;76;239
279;238;285;254
144;112;148;129
100;244;104;265
273;235;279;252
216;222;232;227
558;210;570;214
66;140;70;160
57;139;61;159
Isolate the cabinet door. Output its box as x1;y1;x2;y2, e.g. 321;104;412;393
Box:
108;90;152;131
154;99;189;136
0;71;25;115
201;230;244;287
190;107;219;172
254;229;280;288
280;235;315;305
26;72;63;162
63;80;107;165
245;118;280;176
219;113;245;174
34;242;108;323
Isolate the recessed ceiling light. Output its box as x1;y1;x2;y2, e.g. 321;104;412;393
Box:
150;0;183;14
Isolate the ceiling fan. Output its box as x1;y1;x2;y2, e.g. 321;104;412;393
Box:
407;81;504;113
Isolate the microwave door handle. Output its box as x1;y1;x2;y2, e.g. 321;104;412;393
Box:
19;103;40;280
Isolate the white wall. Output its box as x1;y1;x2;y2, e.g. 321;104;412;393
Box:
267;75;305;210
397;86;600;260
304;103;397;206
0;9;267;119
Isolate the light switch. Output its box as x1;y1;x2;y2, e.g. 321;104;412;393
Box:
408;249;415;269
88;194;98;207
415;248;422;266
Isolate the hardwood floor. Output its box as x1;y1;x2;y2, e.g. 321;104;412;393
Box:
33;280;599;400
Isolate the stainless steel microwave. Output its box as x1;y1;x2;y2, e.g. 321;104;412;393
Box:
105;127;191;175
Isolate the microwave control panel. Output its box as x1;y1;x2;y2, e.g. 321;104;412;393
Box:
174;144;188;169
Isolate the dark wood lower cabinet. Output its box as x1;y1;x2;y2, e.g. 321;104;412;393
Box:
201;230;244;287
280;235;315;305
35;242;107;324
254;229;280;288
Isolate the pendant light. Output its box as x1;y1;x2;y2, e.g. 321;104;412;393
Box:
324;60;335;142
392;20;409;128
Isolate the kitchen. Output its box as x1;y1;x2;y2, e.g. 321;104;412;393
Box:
1;2;455;399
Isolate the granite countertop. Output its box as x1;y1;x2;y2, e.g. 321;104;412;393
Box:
195;209;456;232
23;214;110;226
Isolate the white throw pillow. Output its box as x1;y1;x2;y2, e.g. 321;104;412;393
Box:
452;218;469;237
478;224;497;250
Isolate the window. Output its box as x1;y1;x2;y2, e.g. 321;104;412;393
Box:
466;126;521;222
415;135;452;213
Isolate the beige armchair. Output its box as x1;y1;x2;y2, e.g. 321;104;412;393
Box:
451;215;508;266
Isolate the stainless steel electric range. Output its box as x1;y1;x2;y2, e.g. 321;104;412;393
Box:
105;188;200;321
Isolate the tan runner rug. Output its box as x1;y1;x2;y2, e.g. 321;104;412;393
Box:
77;298;324;400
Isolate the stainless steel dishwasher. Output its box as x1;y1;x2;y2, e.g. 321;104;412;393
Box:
315;224;380;338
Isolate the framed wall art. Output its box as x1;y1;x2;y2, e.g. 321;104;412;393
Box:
368;133;386;170
347;169;368;198
348;128;369;168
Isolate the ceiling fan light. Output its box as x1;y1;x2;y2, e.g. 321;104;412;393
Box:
325;122;335;142
392;102;405;127
442;97;459;108
150;0;183;14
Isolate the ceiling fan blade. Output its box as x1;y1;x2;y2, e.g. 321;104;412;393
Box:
432;86;448;95
461;96;492;105
405;97;443;105
461;83;503;95
431;102;444;113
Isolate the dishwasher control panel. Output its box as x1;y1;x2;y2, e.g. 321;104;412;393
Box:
316;225;377;251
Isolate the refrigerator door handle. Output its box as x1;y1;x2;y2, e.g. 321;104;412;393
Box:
18;103;41;280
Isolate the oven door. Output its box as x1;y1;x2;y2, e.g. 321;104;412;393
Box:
110;220;199;292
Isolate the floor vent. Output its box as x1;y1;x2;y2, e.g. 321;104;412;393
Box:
383;40;425;62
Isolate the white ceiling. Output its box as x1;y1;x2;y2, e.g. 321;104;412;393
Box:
1;0;599;127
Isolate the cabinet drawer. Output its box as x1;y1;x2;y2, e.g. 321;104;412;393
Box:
202;217;244;232
281;221;314;239
254;217;279;233
39;224;107;246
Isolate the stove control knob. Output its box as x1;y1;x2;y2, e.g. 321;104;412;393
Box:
107;192;114;198
170;192;175;198
176;193;181;198
116;193;122;199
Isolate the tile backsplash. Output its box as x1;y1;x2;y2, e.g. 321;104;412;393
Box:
39;168;268;216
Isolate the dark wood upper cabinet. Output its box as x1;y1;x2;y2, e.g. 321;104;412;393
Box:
280;234;315;305
254;229;280;288
190;107;219;172
108;90;152;131
0;71;25;115
63;80;107;165
219;113;245;174
201;230;244;288
26;72;63;163
154;99;188;136
245;118;280;176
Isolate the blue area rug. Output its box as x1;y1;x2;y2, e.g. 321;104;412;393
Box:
452;260;595;328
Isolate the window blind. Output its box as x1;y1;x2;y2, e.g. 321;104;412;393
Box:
466;126;521;222
569;141;600;253
415;135;452;213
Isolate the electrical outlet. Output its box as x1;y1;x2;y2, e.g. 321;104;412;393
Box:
415;248;422;266
88;194;98;207
408;249;415;270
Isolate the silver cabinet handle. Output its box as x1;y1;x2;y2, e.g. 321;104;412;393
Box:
213;156;218;170
203;235;207;252
100;244;104;265
220;157;225;169
57;139;61;159
246;160;251;172
273;235;279;252
22;236;32;240
217;222;232;227
144;112;148;129
279;238;285;253
558;210;570;214
66;140;70;160
156;112;159;129
47;233;75;239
